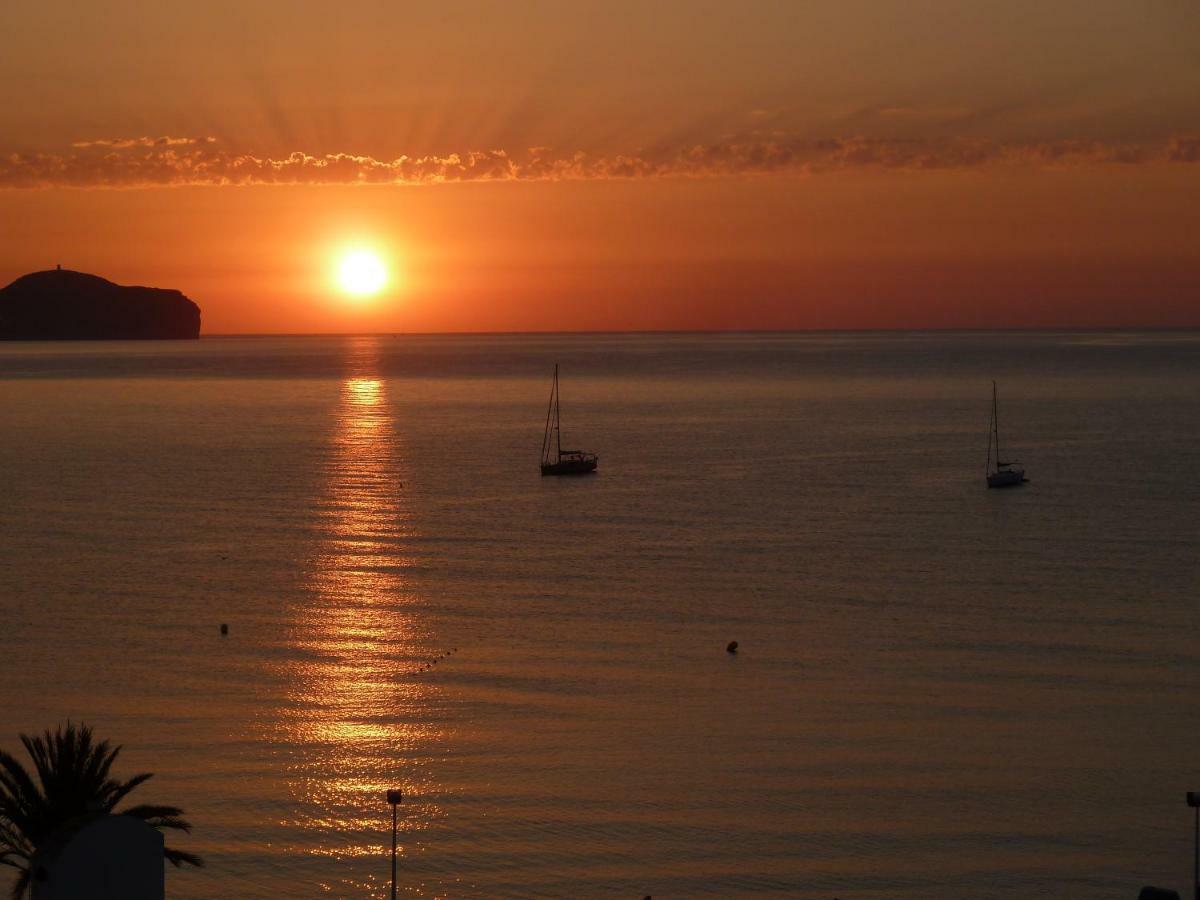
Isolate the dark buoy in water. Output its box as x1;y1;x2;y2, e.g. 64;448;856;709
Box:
726;641;738;654
220;623;229;636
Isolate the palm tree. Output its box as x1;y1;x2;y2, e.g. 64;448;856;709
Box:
0;722;202;898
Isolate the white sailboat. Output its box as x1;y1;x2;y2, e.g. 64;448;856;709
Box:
986;381;1027;488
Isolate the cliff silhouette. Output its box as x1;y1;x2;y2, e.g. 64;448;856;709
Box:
0;268;201;340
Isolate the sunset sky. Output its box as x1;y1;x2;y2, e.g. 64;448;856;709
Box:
2;0;1199;332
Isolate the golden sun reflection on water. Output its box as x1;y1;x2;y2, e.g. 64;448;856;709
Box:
277;353;442;887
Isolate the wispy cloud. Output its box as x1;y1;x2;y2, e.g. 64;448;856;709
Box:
69;135;218;150
2;135;1198;189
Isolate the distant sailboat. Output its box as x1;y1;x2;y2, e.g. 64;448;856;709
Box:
986;381;1027;488
540;364;598;476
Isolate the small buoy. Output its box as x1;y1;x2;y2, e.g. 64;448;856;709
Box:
726;641;738;654
220;623;229;636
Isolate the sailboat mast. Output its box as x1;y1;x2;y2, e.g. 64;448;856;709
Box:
554;364;562;460
541;365;557;465
986;394;994;474
992;381;1001;467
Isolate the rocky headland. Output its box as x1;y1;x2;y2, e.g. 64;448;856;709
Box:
0;268;201;339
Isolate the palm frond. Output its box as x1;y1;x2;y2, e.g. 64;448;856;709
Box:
85;741;121;790
0;749;42;823
164;846;205;868
0;820;32;858
0;723;203;881
137;816;193;833
8;864;29;900
104;772;153;812
119;804;187;825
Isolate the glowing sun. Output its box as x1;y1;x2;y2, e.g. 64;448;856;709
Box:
336;249;388;296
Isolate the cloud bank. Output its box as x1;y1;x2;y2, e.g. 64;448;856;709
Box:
2;135;1198;189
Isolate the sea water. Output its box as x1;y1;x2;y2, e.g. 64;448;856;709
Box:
1;332;1198;898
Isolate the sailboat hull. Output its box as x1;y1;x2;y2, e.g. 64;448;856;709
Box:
987;469;1027;488
541;459;598;476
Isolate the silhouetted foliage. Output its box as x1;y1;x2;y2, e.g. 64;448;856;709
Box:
0;722;202;898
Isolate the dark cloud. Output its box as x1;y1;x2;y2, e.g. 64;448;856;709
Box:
1;135;1196;189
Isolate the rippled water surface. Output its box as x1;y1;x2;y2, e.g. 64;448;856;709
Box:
1;332;1199;898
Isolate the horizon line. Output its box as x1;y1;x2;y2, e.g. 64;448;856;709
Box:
195;326;1200;338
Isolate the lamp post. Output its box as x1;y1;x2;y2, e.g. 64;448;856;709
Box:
1187;792;1200;900
387;789;403;900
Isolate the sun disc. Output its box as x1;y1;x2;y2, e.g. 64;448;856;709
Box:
337;250;388;296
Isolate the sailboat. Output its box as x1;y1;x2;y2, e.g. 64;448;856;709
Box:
540;364;598;476
986;381;1027;488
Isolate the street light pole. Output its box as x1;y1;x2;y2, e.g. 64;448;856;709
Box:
387;789;403;900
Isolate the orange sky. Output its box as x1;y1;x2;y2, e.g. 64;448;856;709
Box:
2;1;1198;332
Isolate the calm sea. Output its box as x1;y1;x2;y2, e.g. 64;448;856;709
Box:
1;332;1199;899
